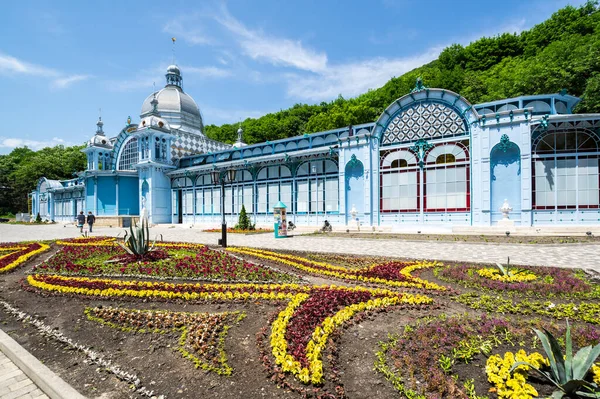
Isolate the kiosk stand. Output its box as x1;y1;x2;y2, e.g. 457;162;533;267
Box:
273;201;288;238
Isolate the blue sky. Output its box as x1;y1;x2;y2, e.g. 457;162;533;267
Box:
0;0;586;154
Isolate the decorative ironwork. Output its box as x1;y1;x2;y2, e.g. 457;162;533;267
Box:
345;155;364;190
540;114;550;132
410;77;428;93
346;154;362;170
498;134;512;152
382;102;467;145
409;138;434;168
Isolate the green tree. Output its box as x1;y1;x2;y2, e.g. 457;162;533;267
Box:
234;204;253;230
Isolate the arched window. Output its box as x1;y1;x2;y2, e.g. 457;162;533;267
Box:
391;159;408;168
435;154;456;164
381;102;468;146
117;138;139;170
532;129;599;210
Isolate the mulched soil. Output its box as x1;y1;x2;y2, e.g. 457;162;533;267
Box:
0;242;597;399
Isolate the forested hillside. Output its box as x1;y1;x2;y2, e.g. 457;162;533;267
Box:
0;146;86;215
1;1;599;214
205;1;600;144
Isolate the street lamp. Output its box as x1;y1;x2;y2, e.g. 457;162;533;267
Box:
211;168;237;247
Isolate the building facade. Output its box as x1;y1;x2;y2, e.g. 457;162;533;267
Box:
32;67;600;229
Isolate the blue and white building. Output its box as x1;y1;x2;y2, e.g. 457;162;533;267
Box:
32;67;600;229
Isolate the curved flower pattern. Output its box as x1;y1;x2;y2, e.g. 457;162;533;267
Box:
438;263;593;297
0;242;50;273
228;247;446;291
85;306;244;375
476;267;537;283
36;243;298;283
56;236;116;246
28;273;432;385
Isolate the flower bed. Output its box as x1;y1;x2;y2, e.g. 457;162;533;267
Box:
374;315;600;398
27;272;432;386
436;263;595;297
272;288;432;385
85;306;245;375
456;293;600;324
0;242;50;273
35;243;298;283
304;253;393;269
229;247;447;291
56;236;116;246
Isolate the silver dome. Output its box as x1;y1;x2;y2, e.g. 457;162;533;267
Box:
140;86;204;132
88;134;112;148
166;64;181;75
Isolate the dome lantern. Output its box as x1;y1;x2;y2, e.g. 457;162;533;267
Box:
96;116;104;136
140;65;204;134
166;64;182;89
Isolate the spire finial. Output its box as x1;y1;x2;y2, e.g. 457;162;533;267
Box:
96;109;104;136
237;121;244;143
171;37;176;65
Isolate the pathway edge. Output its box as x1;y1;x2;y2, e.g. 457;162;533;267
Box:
0;327;86;399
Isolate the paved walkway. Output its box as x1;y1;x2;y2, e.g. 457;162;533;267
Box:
2;223;600;272
0;350;47;399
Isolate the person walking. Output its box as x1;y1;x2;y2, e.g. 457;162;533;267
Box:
87;211;96;233
76;211;86;233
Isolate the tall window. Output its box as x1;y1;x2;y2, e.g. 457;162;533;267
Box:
256;165;293;213
118;138;138;170
379;142;470;213
295;160;339;214
424;143;470;211
532;130;599;209
380;150;419;212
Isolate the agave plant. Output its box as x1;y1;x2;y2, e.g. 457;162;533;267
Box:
117;218;157;258
510;320;600;398
495;256;527;277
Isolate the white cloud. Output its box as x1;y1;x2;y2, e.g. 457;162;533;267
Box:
0;52;89;89
51;74;92;89
163;19;216;46
0;136;74;151
214;6;328;73
0;53;59;77
287;48;442;101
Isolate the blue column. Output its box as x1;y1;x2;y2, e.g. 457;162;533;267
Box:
115;175;119;215
93;177;98;215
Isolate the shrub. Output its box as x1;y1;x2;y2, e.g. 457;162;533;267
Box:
234;205;254;231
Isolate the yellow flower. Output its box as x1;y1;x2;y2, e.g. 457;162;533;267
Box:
486;351;544;399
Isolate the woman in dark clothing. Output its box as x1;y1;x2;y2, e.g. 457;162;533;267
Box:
87;212;95;233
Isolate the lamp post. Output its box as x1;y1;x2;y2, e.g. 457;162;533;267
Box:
211;168;237;247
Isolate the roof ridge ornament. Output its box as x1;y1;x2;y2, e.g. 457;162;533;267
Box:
150;84;159;115
411;77;428;93
96;111;104;136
